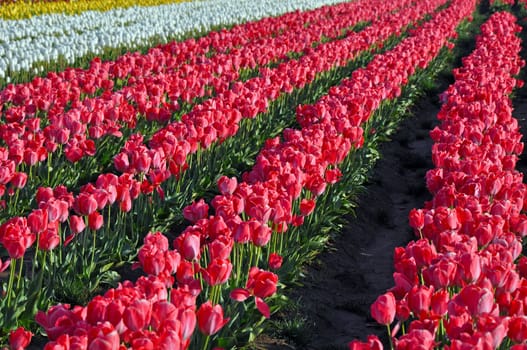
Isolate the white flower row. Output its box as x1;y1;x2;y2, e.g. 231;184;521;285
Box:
0;0;345;80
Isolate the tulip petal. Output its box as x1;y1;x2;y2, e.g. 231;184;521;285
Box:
230;288;250;302
255;297;270;318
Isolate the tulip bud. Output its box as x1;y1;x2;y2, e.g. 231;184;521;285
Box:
9;327;32;350
268;253;283;270
370;292;396;325
196;301;230;336
217;176;237;195
299;198;316;216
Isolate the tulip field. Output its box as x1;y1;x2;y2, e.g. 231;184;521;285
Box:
2;0;527;349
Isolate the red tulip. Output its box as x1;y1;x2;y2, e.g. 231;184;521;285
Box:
0;217;35;259
208;235;233;261
430;289;449;317
44;198;69;223
268;252;283;270
452;285;495;317
69;215;86;235
36;304;82;340
325;167;342;184
246;267;278;299
394;329;435;349
299;198;316;216
370;292;396;325
408;285;433;319
457;252;481;284
150;301;178;331
86;296;109;325
39;222;60;251
11;172;27;189
123;299;152;332
87;322;120;350
201;258;232;286
176;231;201;261
348;335;383;350
27;208;48;234
179;307;197;341
251;222;272;247
105;299;125;330
88;211;104;231
233;221;251;244
182;199;209;223
75;193;98;216
9;326;32;350
196;301;230;336
509;316;527;343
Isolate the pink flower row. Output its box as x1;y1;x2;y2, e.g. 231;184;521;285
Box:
0;0;437;262
350;10;527;350
28;0;476;348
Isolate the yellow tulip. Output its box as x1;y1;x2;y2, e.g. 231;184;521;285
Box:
0;0;192;21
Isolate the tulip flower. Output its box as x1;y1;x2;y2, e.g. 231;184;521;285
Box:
196;301;230;336
201;258;233;286
268;252;283;270
183;199;209;223
299;198;316;216
371;292;396;326
348;335;383;350
123;299;152;332
217;175;238;195
9;327;32;350
36;304;83;340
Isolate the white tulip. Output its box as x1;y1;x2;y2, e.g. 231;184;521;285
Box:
1;0;344;79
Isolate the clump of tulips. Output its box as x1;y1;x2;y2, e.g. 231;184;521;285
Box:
351;11;527;350
32;0;476;348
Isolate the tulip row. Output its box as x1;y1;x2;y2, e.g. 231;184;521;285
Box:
30;0;477;348
0;0;391;203
351;10;527;350
0;0;373;116
0;0;348;83
0;0;192;21
0;0;446;340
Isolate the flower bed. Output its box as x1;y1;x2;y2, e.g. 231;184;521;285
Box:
29;0;476;348
351;10;527;349
0;0;450;344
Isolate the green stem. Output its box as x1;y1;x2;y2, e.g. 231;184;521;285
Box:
202;335;210;350
58;224;62;264
91;229;97;268
32;238;40;278
16;257;23;290
387;324;394;350
6;259;16;307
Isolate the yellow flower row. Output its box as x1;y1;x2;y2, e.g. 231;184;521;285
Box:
0;0;192;20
